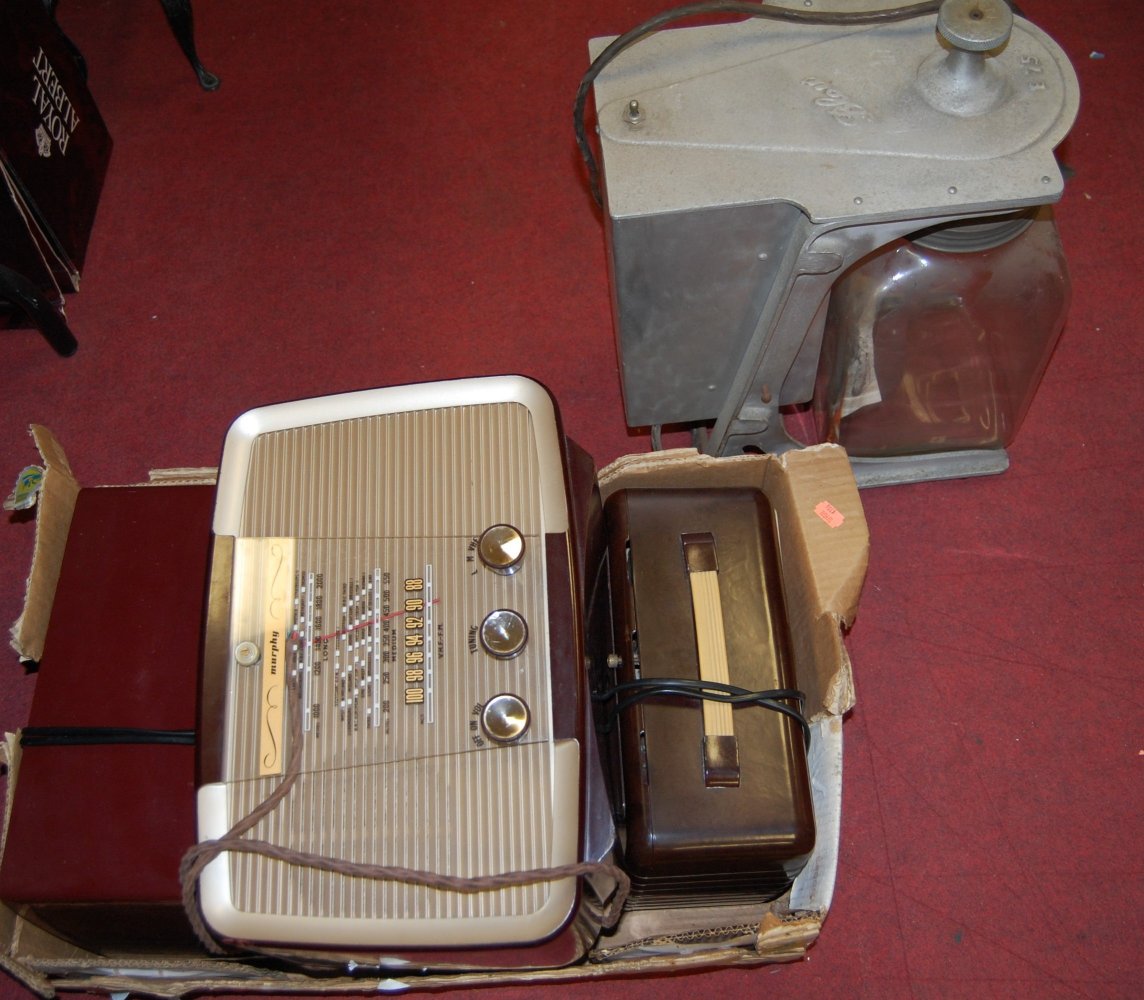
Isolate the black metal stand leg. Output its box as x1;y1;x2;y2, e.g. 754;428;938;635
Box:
157;0;219;91
0;266;78;357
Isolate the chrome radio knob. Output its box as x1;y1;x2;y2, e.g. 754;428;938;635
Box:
477;524;525;575
481;694;531;744
479;609;528;659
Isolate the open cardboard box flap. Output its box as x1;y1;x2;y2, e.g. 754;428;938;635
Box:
8;426;78;665
8;425;216;665
2;429;868;997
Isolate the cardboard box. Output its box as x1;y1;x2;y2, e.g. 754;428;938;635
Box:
1;425;867;997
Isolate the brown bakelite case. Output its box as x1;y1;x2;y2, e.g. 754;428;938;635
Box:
602;487;815;904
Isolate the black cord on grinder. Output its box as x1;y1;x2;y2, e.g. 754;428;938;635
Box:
575;0;944;206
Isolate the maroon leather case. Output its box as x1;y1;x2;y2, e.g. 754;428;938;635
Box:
0;485;214;952
601;487;814;905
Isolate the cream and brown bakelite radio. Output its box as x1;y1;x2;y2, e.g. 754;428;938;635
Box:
194;376;617;968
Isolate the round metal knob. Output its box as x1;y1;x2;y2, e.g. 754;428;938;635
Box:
919;0;1012;116
477;524;525;575
938;0;1012;52
479;609;528;659
481;693;531;744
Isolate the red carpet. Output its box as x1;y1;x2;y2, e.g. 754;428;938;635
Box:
2;1;1141;997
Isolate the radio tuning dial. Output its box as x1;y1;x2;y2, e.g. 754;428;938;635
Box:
477;524;525;575
479;609;528;659
481;693;531;743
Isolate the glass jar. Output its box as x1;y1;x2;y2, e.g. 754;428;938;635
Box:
811;207;1070;458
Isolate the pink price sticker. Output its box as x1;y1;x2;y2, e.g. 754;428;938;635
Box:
814;500;845;528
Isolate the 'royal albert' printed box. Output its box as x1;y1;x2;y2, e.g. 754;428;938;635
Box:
0;0;112;299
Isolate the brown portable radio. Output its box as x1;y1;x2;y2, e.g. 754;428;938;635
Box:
600;487;815;907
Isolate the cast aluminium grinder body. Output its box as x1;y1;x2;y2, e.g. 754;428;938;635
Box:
590;0;1079;485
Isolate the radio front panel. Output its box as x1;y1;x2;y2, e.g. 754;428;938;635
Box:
196;377;584;950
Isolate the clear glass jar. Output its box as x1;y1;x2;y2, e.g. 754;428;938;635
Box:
811;207;1070;458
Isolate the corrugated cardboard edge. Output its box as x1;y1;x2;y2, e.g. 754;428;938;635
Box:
0;734;19;864
789;715;843;913
0;931;819;1000
144;468;219;486
5;938;818;999
1;736;54;999
94;468;220;488
769;446;866;717
8;426;79;664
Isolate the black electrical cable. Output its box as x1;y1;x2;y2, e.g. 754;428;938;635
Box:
593;675;812;748
600;682;811;748
575;0;943;207
610;687;809;744
598;676;805;705
20;726;196;747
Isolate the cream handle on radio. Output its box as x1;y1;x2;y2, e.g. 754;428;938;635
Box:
682;533;740;788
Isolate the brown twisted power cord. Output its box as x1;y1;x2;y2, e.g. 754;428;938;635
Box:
180;679;630;956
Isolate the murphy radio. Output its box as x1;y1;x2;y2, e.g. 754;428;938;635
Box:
191;376;623;969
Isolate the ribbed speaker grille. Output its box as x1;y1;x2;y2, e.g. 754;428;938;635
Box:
238;402;543;539
222;401;562;922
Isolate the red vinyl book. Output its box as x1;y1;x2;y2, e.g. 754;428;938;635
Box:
0;484;214;953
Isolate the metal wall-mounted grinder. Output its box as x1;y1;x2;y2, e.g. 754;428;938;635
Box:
586;0;1079;485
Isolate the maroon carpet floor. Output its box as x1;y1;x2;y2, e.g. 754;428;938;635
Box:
2;1;1141;998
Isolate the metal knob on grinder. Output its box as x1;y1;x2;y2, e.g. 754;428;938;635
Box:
938;0;1012;51
919;0;1014;116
